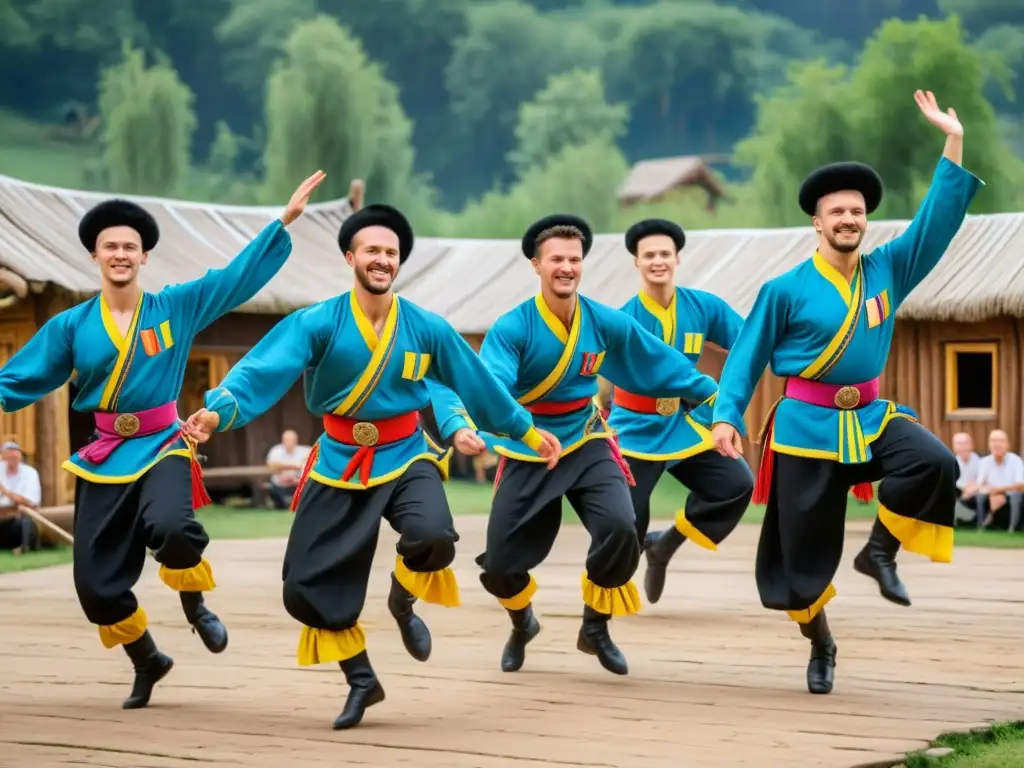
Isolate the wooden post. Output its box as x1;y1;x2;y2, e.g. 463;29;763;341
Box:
34;287;75;506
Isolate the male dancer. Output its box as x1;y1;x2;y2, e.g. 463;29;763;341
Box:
183;204;559;730
710;90;981;694
444;214;720;676
0;170;326;708
608;218;753;604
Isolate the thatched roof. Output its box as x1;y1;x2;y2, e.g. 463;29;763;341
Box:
0;173;1022;330
617;155;727;205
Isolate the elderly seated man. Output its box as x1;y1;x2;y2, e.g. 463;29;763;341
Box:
951;431;982;526
976;429;1024;531
0;441;42;554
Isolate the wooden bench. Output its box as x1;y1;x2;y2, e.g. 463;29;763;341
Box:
201;465;275;506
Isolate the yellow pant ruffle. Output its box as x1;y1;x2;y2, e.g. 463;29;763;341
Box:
297;623;366;666
98;607;148;649
159;558;216;592
497;574;537;611
787;583;836;624
581;573;641;616
674;509;717;551
878;503;953;564
394;555;460;607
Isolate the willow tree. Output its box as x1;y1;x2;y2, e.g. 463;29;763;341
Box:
97;43;196;196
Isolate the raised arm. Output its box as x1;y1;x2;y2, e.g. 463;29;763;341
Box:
168;171;326;332
0;314;75;412
598;306;718;404
201;304;330;432
883;92;982;306
426;318;543;451
711;280;787;436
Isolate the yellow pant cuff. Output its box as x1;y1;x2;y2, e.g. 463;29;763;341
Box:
98;607;148;649
297;623;366;666
787;583;836;624
159;558;216;591
878;503;953;563
581;573;641;616
673;509;717;551
394;555;460;607
497;575;537;611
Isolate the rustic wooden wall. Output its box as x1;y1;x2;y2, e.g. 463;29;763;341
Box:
34;287;75;505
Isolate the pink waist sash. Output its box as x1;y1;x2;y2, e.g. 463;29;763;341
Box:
77;402;181;464
783;377;880;410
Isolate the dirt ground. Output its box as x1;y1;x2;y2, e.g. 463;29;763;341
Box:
1;517;1021;768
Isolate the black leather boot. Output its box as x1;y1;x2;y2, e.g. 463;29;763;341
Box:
387;573;431;662
121;630;174;709
180;591;229;653
501;603;541;672
333;651;386;730
642;527;686;604
576;605;628;675
853;517;911;606
799;612;837;695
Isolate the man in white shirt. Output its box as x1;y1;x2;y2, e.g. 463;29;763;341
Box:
266;429;311;509
976;429;1024;530
0;441;42;554
951;432;981;525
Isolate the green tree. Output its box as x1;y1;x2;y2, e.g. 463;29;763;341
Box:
97;43;196;196
262;16;424;208
509;68;628;173
736;16;1021;226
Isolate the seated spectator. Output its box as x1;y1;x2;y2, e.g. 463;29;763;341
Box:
0;441;42;554
952;432;982;526
266;429;311;509
976;429;1024;531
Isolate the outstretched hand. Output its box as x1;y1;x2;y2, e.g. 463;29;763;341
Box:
915;90;962;137
280;170;327;226
535;428;561;470
181;408;220;444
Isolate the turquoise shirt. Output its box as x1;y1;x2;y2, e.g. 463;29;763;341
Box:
204;292;541;489
433;293;719;462
713;157;982;464
609;287;743;461
0;219;293;483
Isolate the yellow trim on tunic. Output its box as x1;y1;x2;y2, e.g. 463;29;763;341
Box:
497;575;537;610
519;294;582;405
98;607;148;649
308;451;452;490
800;254;863;381
98;291;145;410
618;413;715;461
769;406;915;462
787;583;836;624
638;290;677;346
297;624;366;665
581;573;641;616
158;320;174;349
61;447;193;484
334;292;399;416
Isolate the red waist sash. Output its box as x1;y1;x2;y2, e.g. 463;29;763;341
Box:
611;390;683;416
753;377;879;505
525;397;592;416
290;412;421;507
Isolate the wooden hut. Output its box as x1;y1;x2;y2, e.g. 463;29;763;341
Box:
1;171;1022;504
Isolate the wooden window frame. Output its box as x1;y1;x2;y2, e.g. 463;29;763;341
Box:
944;341;998;420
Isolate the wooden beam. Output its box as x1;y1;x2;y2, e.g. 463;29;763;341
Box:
20;504;73;545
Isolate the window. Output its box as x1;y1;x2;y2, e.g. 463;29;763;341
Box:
944;342;998;418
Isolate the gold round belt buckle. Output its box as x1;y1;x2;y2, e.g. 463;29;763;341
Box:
113;413;140;437
351;422;380;447
655;397;680;416
833;386;861;410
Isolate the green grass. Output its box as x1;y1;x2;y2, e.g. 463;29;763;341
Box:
0;109;99;188
901;722;1024;767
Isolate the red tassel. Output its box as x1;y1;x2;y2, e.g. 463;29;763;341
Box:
851;482;874;502
752;419;776;505
190;457;212;510
492;456;507;496
290;443;320;512
340;446;375;486
606;436;636;487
